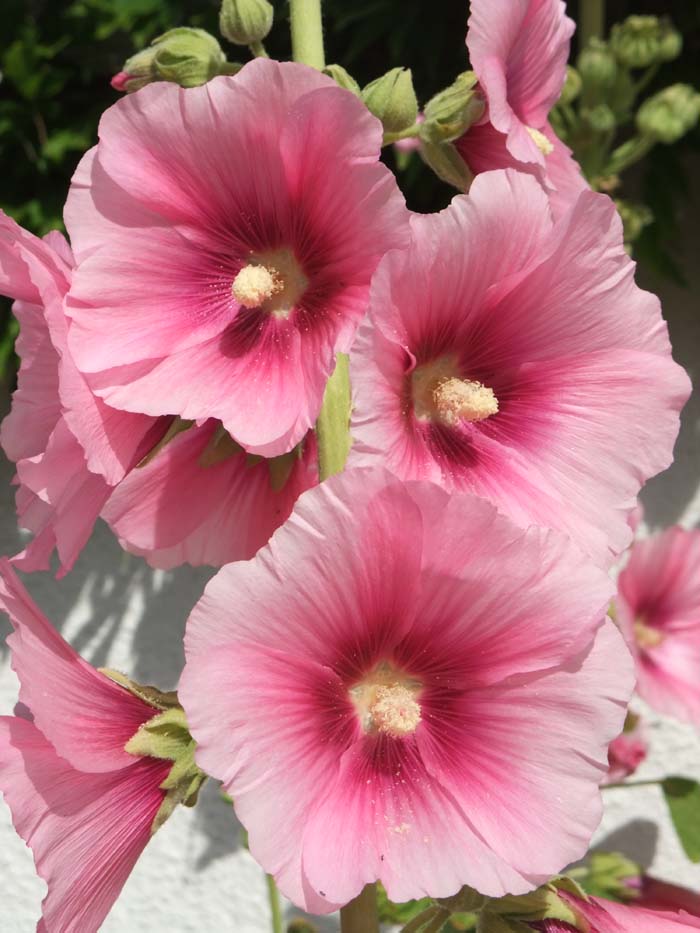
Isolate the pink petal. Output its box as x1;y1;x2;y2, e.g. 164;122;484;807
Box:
0;560;157;772
0;716;168;933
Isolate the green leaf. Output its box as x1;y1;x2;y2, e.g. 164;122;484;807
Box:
663;777;700;862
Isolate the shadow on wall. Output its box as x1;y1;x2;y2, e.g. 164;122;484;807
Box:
593;819;660;871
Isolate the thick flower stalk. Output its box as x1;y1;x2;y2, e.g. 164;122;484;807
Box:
615;526;700;725
0;560;204;931
455;0;588;216
180;468;633;913
350;169;690;568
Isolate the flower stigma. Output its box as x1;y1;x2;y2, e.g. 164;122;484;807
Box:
634;618;665;651
231;248;309;319
411;357;499;426
350;665;422;738
526;126;554;155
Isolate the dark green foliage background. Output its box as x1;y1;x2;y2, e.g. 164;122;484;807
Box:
0;0;698;376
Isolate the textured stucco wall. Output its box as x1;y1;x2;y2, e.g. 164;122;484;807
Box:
0;228;698;932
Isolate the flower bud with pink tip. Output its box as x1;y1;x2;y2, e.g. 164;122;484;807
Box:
180;468;633;912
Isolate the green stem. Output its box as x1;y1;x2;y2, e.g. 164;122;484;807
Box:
383;122;422;146
266;873;283;933
316;354;352;482
289;0;325;69
633;62;660;98
603;778;663;790
249;40;269;58
339;884;380;933
579;0;605;47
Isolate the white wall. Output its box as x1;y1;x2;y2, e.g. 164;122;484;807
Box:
0;223;697;932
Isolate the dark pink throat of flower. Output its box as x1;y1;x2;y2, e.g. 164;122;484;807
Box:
411;357;498;427
350;665;422;738
231;247;308;320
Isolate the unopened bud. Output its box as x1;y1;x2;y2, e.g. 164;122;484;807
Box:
219;0;273;46
577;38;617;97
419;139;473;192
559;65;582;105
610;15;683;69
362;67;418;134
583;103;616;133
322;64;361;97
421;71;485;144
111;27;227;92
637;83;700;144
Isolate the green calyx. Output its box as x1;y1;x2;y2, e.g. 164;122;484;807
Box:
101;670;206;835
362;67;418;134
126;704;207;835
120;27;229;92
219;0;273;47
421;72;484;144
636;84;700;145
610;15;682;69
478;878;591;931
323;64;361;97
419;139;473;192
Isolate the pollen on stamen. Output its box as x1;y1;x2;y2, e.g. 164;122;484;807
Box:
433;377;499;426
369;683;422;738
231;264;281;309
634;619;665;650
526;126;554;155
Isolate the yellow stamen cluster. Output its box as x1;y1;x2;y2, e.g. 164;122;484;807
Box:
432;377;499;426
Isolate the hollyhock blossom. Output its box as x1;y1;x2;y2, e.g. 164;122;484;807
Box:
604;714;647;784
0;212;113;575
64;58;409;459
528;890;700;931
455;0;586;216
626;877;700;916
615;526;700;725
350;170;690;568
0;560;196;932
180;468;633;912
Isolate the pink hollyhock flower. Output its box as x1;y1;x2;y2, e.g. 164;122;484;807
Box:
0;212;113;575
528;890;700;931
456;0;587;216
0;560;182;932
64;58;409;458
604;713;647;784
627;877;700;916
102;420;318;569
180;467;633;912
350;170;690;568
615;526;700;725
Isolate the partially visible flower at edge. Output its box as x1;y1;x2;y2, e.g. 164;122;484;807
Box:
0;559;204;932
528;888;700;931
615;526;700;726
604;711;647;784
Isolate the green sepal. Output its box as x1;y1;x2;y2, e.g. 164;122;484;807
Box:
476;915;531;933
421;72;484;144
120;27;228;92
136;417;194;469
435;886;485;914
362;68;418;134
125;706;191;760
419;139;473;192
486;881;581;927
323;64;361;97
99;668;180;711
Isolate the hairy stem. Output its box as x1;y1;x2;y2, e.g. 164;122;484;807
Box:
266;873;283;933
289;0;325;69
316;354;352;482
340;883;380;933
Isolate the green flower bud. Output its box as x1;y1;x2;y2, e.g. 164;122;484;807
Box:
421;71;485;144
636;83;700;144
362;67;418;134
219;0;273;46
112;27;227;92
322;64;361;97
559;65;582;105
583;103;616;133
577;38;617;96
610;15;683;69
419;139;473;192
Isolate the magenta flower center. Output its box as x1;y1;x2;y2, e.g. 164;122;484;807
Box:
633;617;665;650
231;247;308;319
411;357;498;426
350;666;422;738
